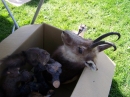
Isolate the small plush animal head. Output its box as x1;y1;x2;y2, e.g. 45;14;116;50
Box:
61;31;120;71
23;48;50;66
46;59;62;88
6;67;20;77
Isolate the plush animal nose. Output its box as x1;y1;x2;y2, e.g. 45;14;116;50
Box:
53;80;60;88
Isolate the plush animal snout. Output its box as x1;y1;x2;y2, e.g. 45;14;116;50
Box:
85;60;98;71
53;80;60;88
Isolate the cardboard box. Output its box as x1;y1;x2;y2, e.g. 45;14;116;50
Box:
0;23;115;97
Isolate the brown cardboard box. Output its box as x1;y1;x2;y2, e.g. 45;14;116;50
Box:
0;23;115;97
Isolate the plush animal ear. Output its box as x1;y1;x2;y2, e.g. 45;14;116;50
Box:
62;31;73;46
98;44;115;52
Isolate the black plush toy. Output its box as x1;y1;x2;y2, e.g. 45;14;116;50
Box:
23;48;62;89
0;47;62;97
2;67;33;97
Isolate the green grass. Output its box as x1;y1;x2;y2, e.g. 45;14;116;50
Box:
0;0;130;96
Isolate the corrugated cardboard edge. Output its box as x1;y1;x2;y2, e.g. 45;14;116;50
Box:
71;52;115;97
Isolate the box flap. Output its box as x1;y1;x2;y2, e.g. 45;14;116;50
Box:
0;24;43;59
0;24;43;77
71;52;115;97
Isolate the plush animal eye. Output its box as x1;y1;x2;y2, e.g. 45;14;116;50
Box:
78;47;83;54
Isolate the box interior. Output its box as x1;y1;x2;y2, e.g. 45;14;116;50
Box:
0;23;78;97
0;23;115;97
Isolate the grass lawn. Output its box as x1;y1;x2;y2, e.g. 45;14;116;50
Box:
0;0;130;96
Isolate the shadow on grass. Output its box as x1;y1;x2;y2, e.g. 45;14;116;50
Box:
26;0;49;7
109;79;124;97
0;15;13;42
